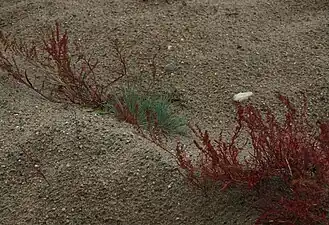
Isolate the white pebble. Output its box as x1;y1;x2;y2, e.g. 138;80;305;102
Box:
233;92;253;102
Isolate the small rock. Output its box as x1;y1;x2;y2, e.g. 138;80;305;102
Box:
233;92;253;102
164;63;178;73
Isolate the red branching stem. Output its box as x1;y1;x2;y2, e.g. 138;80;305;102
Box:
174;95;329;224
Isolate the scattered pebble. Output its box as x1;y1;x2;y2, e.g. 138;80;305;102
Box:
233;92;253;102
164;63;178;73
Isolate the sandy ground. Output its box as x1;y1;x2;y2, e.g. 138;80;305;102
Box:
1;0;329;224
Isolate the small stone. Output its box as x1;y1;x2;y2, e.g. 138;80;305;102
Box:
164;63;178;73
233;92;253;102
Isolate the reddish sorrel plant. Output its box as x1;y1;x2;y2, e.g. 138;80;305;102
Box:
175;122;247;188
0;22;125;107
173;94;329;224
114;97;139;125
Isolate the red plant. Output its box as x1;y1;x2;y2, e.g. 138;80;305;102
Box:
175;94;329;224
176;123;248;189
0;22;125;107
114;99;139;125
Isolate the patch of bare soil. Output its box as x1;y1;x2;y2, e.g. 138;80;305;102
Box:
0;81;257;224
0;0;328;224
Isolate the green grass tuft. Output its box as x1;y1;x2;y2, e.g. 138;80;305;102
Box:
111;88;187;136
